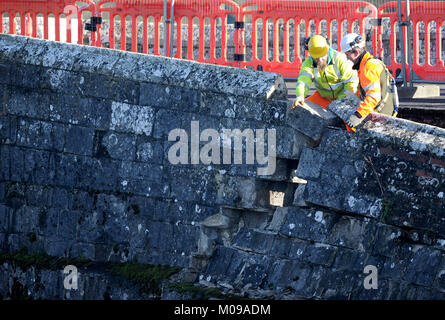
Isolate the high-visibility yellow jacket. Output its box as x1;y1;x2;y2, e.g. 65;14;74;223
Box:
355;51;387;117
295;47;358;100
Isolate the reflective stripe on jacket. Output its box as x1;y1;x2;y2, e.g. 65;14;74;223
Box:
295;47;358;100
356;52;385;117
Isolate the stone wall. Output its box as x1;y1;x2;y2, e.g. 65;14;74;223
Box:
1;34;445;300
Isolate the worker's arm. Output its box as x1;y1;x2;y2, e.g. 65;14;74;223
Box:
295;59;314;99
355;61;383;118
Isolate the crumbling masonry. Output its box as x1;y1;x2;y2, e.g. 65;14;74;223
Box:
0;34;445;299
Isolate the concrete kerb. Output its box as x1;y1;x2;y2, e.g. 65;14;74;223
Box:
398;84;441;99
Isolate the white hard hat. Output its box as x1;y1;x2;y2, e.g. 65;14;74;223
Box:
340;33;365;53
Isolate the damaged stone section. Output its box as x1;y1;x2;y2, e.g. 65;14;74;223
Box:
327;94;363;123
297;113;445;236
1;34;445;300
196;99;445;300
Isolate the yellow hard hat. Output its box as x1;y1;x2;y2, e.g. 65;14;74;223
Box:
308;35;329;59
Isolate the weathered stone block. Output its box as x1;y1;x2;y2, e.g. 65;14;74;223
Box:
101;132;136;161
279;207;337;243
113;78;140;105
0;34;28;61
295;147;325;180
5;87;51;120
17;118;53;150
0;146;10;181
269;236;293;258
201;92;263;122
135;137;164;164
371;224;403;257
215;175;271;209
205;246;247;281
286;101;337;142
88;98;112;129
89;158;120;192
316;269;358;300
404;246;443;287
72;45;121;77
57;210;79;241
169;166;216;204
267;207;288;232
232;228;275;255
154;199;190;223
153;109;184;140
0;61;11;85
306;243;338;267
9;146;25;183
327;216;377;252
0;116;16;145
25;185;53;208
111;101;155;136
77;211;105;243
40;68;82;94
275;125;313;160
69;189;95;213
262;100;288;126
140;82;201;112
64;125;95;156
327;95;362;123
0;204;10;233
332;247;367;272
11;205;41;234
49;94;87;124
293;183;308;207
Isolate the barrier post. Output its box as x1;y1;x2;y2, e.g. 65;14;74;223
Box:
163;0;168;56
406;0;414;87
170;0;175;57
397;0;407;87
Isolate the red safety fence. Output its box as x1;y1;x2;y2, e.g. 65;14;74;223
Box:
239;0;378;77
0;0;96;44
96;0;240;67
378;1;445;81
1;0;445;82
171;0;240;67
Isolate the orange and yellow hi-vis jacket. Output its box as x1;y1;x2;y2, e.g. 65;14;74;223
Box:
355;51;387;118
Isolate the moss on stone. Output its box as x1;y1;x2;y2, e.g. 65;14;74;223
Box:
109;263;182;295
0;246;93;271
169;282;243;300
0;248;183;298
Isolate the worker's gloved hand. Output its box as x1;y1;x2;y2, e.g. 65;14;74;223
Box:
291;96;305;110
346;111;364;128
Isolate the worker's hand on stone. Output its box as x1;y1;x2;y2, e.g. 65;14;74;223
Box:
291;96;305;110
346;111;364;128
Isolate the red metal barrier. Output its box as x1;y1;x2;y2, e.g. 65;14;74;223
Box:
96;0;165;53
0;0;96;45
96;0;240;67
239;0;378;77
1;0;444;82
378;1;445;81
173;0;240;67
